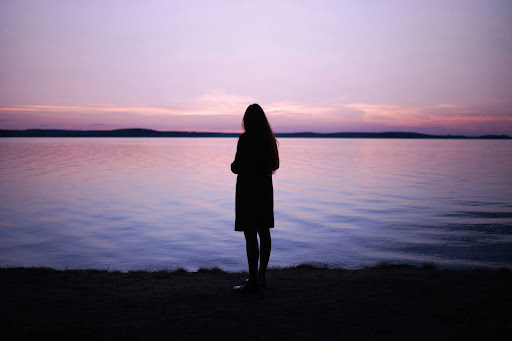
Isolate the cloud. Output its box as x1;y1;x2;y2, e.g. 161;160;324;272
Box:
0;92;255;117
344;103;512;127
0;92;511;135
0;104;187;116
344;103;424;124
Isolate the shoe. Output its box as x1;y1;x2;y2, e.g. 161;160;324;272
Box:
257;277;267;289
233;279;259;293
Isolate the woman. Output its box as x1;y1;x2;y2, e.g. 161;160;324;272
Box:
231;104;279;292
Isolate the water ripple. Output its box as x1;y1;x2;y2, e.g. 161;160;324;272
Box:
1;138;511;270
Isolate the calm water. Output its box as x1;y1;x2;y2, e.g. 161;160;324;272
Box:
1;138;511;271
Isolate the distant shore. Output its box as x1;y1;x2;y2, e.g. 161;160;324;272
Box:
1;264;510;340
1;128;510;139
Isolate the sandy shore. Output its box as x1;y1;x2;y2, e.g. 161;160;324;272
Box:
1;265;510;340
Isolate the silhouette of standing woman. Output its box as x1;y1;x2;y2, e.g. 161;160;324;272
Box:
231;104;279;292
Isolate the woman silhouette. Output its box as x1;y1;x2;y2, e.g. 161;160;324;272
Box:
231;104;279;292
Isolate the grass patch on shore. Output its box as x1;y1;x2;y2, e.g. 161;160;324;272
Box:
363;261;440;271
2;261;510;274
293;262;332;270
197;266;224;273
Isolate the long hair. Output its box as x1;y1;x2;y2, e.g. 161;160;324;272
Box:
242;103;279;174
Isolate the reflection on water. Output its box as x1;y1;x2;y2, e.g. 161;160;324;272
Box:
0;138;511;270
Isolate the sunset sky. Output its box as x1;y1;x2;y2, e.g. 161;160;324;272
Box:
1;0;511;135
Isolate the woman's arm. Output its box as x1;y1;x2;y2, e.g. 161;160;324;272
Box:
231;134;246;174
275;148;280;171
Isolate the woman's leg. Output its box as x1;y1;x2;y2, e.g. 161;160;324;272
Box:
258;228;271;282
243;230;259;283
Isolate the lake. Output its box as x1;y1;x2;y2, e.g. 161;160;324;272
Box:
1;138;511;271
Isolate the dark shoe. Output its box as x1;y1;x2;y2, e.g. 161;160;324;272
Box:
233;279;259;293
257;277;267;289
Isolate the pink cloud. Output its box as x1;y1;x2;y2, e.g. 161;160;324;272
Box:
1;95;511;135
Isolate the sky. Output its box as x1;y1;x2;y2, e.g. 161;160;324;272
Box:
1;0;511;135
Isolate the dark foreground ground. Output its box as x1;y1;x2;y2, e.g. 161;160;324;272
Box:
1;265;510;340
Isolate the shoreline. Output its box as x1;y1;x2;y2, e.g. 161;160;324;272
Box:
1;261;510;273
1;264;510;340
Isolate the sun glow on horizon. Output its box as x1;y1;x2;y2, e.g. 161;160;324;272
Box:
1;98;511;135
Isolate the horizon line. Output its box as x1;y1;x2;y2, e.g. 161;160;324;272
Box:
1;128;510;139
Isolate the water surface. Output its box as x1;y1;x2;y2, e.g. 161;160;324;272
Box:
1;138;511;270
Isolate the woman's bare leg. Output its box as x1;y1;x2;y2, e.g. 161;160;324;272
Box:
244;230;259;283
258;228;271;283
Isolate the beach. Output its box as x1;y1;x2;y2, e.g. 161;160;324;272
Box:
1;265;510;340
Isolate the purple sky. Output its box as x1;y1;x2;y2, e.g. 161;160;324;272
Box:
1;0;511;134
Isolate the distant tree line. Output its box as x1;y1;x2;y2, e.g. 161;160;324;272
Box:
0;129;510;139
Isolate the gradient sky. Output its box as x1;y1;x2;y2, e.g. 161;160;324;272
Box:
1;0;511;134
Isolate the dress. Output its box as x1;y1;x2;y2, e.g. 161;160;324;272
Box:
231;132;279;231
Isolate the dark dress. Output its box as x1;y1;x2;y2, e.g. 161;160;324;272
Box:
231;132;279;231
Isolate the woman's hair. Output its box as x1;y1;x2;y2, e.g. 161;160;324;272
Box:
242;103;279;174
